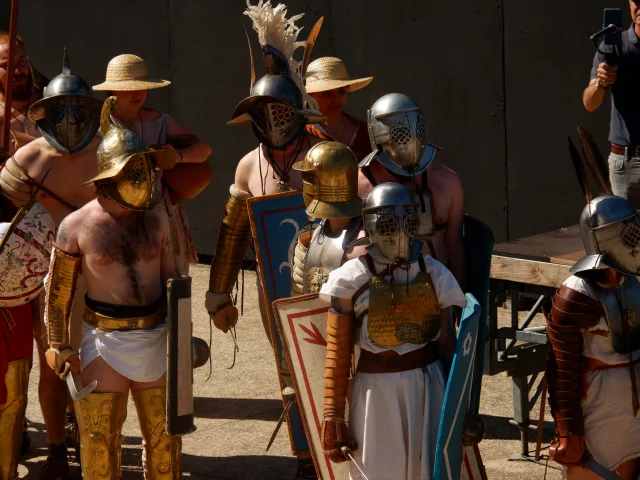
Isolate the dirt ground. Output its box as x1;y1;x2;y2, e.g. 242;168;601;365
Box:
16;265;562;479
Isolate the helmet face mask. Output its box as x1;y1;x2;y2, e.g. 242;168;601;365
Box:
360;183;421;264
362;93;436;177
573;195;640;276
97;153;158;211
250;101;306;150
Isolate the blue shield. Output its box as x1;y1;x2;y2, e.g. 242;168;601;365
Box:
434;293;481;480
248;191;313;454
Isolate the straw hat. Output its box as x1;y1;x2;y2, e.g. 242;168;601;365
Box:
305;57;373;94
93;54;170;91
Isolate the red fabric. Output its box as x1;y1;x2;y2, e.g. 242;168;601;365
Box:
306;113;371;161
0;303;33;404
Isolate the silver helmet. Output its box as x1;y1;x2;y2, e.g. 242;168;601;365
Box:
357;183;422;264
359;93;438;177
28;49;102;154
571;194;640;276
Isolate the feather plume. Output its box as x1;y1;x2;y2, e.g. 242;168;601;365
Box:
244;0;305;79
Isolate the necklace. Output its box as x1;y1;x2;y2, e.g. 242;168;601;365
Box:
261;134;305;192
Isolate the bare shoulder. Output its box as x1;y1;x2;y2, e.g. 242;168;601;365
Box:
234;146;259;192
55;201;99;252
12;138;52;169
430;163;463;194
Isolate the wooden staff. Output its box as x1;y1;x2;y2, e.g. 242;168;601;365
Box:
1;0;20;156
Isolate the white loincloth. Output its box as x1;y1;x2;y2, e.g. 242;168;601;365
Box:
320;253;466;480
79;322;167;383
562;275;640;469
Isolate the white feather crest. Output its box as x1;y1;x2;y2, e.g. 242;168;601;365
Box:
244;0;307;90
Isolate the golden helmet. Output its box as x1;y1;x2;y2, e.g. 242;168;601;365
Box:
82;97;175;211
293;141;362;219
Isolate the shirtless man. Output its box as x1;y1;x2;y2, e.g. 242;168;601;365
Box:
205;3;325;477
44;101;181;479
0;51;102;479
0;32;42;157
358;93;466;287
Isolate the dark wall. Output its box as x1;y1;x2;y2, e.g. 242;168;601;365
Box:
0;0;623;250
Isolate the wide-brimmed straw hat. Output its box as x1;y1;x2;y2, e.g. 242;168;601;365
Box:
305;57;373;94
93;54;170;91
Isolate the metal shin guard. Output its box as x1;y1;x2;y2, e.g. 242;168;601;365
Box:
208;185;252;294
0;359;30;480
75;392;127;480
324;309;353;421
134;387;182;480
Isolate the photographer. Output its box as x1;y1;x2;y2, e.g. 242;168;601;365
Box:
583;1;640;207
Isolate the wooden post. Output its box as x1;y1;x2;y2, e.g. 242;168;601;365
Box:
1;0;20;157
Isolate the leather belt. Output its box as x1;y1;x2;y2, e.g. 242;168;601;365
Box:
83;306;166;332
611;143;640;157
356;343;439;374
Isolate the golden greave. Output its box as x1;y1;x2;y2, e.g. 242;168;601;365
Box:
0;359;30;480
133;387;181;480
75;392;126;480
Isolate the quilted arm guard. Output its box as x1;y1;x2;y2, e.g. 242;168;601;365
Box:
321;309;357;463
45;243;81;348
546;284;602;466
206;185;252;314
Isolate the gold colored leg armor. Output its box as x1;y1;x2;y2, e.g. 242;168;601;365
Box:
0;359;30;480
133;387;181;480
75;392;126;480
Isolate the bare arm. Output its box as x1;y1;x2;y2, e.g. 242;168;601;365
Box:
445;173;466;290
166;115;212;164
233;150;254;194
438;307;456;377
55;216;80;254
583;63;617;112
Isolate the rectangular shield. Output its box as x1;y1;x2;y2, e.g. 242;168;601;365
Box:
273;293;351;480
248;191;313;455
166;275;196;436
434;293;482;480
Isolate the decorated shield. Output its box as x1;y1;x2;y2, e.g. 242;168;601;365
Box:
0;200;55;307
248;191;315;455
434;293;481;480
273;293;351;480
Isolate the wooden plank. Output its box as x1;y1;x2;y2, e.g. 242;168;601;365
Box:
550;250;584;266
490;255;571;288
493;225;582;262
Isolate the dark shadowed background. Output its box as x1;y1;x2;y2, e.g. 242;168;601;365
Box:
0;0;621;252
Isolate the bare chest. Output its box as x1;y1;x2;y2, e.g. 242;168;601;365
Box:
247;152;304;196
82;215;162;268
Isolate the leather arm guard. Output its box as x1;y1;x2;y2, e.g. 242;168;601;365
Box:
0;156;35;206
321;308;357;463
546;284;602;466
45;243;81;348
206;185;252;314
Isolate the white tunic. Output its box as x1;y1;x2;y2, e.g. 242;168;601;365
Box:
320;254;467;480
563;275;640;470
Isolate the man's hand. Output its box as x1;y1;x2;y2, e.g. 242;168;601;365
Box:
212;304;238;333
550;435;588;466
596;62;618;88
45;347;80;380
321;419;357;463
150;144;179;170
205;291;238;333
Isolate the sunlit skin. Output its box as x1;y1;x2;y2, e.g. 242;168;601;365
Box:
583;1;640;112
110;89;212;164
310;87;360;146
50;196;175;398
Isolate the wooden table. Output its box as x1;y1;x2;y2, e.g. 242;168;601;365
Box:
487;225;584;463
